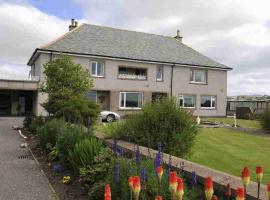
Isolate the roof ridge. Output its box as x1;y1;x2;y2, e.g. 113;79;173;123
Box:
40;23;85;49
83;23;175;39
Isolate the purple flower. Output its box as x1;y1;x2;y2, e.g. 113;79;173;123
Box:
136;145;140;164
154;151;162;169
157;142;162;153
52;163;62;173
113;139;117;155
114;164;120;182
141;168;147;182
119;147;124;158
191;171;197;187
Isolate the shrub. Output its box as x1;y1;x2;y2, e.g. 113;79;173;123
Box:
37;119;67;150
29;116;47;134
56;124;90;162
260;108;270;131
108;98;198;158
68;137;104;170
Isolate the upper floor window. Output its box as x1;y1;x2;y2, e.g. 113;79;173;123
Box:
201;95;216;109
156;65;163;81
119;92;143;109
118;66;147;80
179;95;196;108
190;69;207;84
91;61;104;77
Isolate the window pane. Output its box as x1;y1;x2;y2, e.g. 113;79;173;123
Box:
126;93;139;107
86;91;97;102
201;96;211;107
91;62;96;75
157;66;163;81
194;70;205;82
211;97;216;108
120;93;125;107
184;96;195;107
97;62;104;76
179;98;183;107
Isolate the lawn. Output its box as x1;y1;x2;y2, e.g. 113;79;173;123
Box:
189;128;270;184
203;117;262;129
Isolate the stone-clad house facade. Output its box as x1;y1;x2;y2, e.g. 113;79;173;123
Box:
27;21;232;117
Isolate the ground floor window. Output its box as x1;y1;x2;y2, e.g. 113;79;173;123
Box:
119;92;143;109
201;95;216;109
178;95;196;108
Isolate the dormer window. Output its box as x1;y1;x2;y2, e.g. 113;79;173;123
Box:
90;61;104;77
190;69;207;84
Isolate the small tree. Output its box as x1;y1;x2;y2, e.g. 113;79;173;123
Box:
260;108;270;131
41;55;100;123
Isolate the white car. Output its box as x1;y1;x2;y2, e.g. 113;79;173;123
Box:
100;111;120;122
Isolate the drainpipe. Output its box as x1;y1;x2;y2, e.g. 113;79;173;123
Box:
170;64;175;97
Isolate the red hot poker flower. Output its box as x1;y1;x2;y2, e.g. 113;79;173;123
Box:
104;184;111;200
133;176;141;197
241;166;250;187
204;177;214;200
256;166;263;183
176;177;184;200
155;196;163;200
236;187;245;200
155;166;164;180
169;171;178;194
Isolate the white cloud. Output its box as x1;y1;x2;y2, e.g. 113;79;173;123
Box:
74;0;270;96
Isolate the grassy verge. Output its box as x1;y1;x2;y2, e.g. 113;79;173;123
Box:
203;117;262;129
189;128;270;184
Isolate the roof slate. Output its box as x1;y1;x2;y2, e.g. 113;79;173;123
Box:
40;24;231;70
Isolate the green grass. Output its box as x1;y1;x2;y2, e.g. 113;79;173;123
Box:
189;128;270;184
203;117;262;129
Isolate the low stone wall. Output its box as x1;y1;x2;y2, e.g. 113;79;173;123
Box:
95;132;268;200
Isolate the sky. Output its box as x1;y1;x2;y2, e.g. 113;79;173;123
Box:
0;0;270;95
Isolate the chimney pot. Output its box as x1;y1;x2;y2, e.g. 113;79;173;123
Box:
174;29;183;42
69;19;78;31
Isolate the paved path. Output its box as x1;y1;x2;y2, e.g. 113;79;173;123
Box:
0;117;56;200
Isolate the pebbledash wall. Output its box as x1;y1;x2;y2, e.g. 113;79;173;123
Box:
32;53;227;117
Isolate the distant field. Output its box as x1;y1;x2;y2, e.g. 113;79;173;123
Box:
189;128;270;184
203;117;262;129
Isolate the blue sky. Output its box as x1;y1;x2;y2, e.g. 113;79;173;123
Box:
28;0;82;19
0;0;270;95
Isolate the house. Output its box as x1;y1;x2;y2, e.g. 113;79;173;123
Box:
27;19;232;117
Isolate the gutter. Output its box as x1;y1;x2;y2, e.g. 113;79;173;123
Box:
27;48;233;71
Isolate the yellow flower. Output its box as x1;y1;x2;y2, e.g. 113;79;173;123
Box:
62;176;71;184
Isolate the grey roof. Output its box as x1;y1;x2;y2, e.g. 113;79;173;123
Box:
38;24;231;70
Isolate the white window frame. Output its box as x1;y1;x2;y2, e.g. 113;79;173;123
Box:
156;65;163;81
200;95;216;109
190;69;207;84
178;95;196;108
119;92;143;109
90;61;104;77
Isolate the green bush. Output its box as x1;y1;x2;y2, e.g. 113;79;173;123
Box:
56;124;90;161
29;116;47;134
108;98;198;158
68;137;104;170
260;108;270;131
37;119;67;150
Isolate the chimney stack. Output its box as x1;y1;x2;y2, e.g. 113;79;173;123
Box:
69;19;78;31
174;29;183;42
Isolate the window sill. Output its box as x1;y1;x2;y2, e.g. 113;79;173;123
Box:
200;107;216;110
92;75;105;78
180;107;196;109
190;81;207;85
119;107;142;110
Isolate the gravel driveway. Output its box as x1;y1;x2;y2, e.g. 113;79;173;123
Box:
0;117;56;200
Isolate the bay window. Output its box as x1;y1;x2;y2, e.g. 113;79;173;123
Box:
119;92;143;109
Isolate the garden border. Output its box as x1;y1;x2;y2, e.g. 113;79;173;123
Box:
95;132;268;200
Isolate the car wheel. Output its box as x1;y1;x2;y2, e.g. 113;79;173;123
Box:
106;114;115;122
